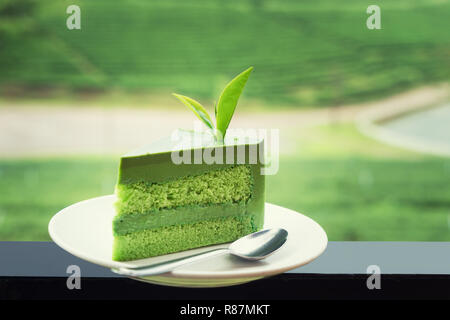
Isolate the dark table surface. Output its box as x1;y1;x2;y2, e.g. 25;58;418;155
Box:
1;241;449;300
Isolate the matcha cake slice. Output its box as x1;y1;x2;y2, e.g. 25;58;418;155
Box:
113;132;265;261
112;66;265;261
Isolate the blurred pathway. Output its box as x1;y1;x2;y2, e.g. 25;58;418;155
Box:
358;103;450;157
0;84;448;157
384;104;450;147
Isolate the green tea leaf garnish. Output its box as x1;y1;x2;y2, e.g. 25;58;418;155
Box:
215;66;253;137
172;67;253;140
172;93;214;130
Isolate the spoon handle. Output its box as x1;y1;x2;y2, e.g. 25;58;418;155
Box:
112;248;229;277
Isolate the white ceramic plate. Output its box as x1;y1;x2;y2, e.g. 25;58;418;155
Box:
49;195;327;288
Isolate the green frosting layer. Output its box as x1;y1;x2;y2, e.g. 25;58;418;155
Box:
117;131;264;185
112;215;257;261
113;203;247;236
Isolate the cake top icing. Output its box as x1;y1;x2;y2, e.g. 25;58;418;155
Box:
123;130;263;158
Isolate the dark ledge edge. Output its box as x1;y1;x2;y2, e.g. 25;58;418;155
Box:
1;241;449;300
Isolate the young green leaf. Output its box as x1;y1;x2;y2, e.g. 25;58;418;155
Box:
172;93;214;130
216;66;253;137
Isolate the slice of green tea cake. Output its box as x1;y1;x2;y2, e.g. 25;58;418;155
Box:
112;132;265;261
112;66;265;261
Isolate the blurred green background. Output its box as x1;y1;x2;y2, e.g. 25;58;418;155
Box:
0;0;449;241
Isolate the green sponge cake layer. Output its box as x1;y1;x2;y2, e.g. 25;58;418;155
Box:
113;132;265;261
115;165;251;215
113;215;256;261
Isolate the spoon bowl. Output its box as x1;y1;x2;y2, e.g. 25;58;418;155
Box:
229;228;289;260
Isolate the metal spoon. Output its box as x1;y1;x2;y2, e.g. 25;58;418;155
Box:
112;228;288;277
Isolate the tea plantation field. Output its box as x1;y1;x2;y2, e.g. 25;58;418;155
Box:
1;0;449;106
